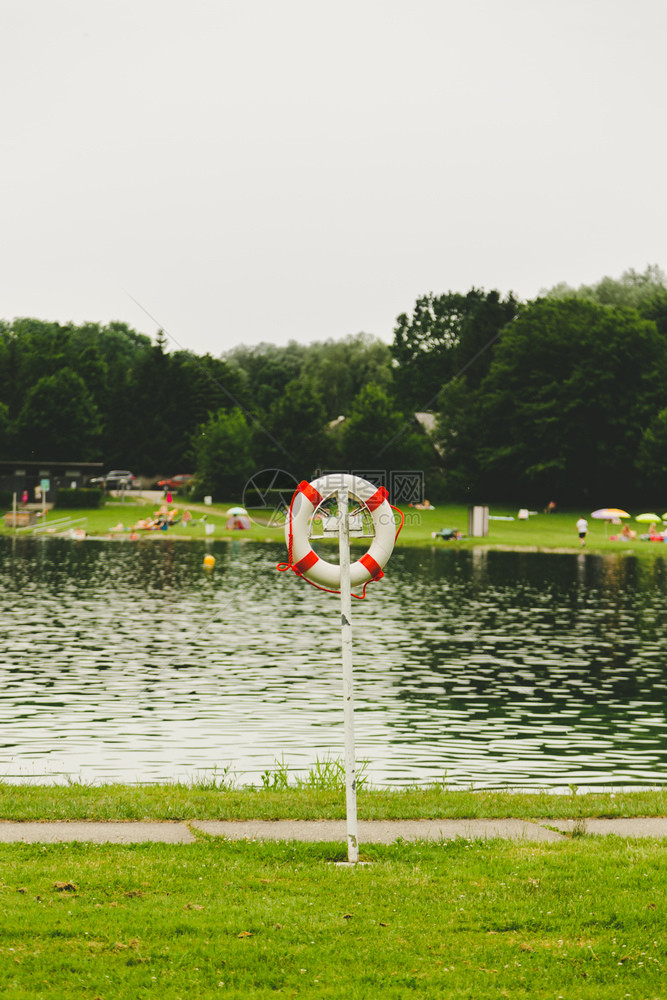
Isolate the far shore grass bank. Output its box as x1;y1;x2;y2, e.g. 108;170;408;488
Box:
3;496;667;557
1;784;666;823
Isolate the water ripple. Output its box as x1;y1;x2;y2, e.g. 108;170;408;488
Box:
0;538;666;787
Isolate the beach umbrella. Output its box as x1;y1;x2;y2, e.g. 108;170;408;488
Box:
636;513;660;523
591;508;630;537
226;506;248;516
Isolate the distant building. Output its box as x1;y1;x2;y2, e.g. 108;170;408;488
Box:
414;411;437;434
0;461;103;504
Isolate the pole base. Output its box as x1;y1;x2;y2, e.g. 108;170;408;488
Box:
332;860;372;868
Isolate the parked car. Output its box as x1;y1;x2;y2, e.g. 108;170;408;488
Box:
157;473;194;491
88;470;137;490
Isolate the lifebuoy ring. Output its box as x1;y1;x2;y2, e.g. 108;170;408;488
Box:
283;473;397;590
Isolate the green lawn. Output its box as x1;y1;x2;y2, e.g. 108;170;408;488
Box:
3;496;285;543
0;837;664;999
396;504;667;555
3;497;667;557
1;784;666;823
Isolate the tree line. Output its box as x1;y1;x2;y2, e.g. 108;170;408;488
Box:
1;265;667;506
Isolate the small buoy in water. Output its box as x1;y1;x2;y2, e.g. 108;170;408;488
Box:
204;554;215;570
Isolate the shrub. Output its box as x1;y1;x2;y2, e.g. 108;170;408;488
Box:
0;489;14;510
54;488;103;509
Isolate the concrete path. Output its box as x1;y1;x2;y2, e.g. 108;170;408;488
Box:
191;819;563;842
0;817;666;844
0;822;197;844
548;817;667;838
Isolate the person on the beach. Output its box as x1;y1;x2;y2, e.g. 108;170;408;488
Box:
576;516;588;546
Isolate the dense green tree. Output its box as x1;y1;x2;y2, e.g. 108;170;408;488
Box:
635;286;667;339
225;333;393;421
433;378;482;500
64;328;112;460
453;290;519;389
0;318;254;473
256;378;332;478
471;298;667;504
543;264;667;308
339;383;435;475
0;318;153;462
543;265;667;337
6;270;667;506
0;329;15;427
300;333;393;420
1;320;67;420
191;407;255;500
391;289;518;409
119;331;185;473
143;350;251;476
15;368;102;461
175;352;249;428
391;294;460;408
0;400;14;456
224;341;306;412
636;408;667;496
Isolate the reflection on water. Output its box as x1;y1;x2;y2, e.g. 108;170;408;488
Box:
1;537;667;788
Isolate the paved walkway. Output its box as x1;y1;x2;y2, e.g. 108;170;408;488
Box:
0;817;666;844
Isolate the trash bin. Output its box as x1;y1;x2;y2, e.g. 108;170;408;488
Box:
468;505;489;537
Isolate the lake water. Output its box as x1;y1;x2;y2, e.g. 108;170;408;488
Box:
2;536;667;789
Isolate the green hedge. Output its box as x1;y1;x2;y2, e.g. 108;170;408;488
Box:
54;488;103;509
0;490;14;510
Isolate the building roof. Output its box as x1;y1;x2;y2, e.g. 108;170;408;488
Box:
0;460;103;469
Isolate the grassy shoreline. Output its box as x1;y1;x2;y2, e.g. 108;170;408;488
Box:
1;784;666;823
4;497;667;557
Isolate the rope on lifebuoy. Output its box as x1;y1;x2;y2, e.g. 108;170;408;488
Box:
277;473;403;597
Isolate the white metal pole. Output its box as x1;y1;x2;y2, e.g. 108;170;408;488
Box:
337;485;359;863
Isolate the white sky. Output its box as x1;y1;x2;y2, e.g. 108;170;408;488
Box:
2;0;666;356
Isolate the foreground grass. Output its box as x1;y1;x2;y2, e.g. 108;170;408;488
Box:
0;837;664;998
1;784;666;822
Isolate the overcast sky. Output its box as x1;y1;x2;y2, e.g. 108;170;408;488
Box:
2;0;665;357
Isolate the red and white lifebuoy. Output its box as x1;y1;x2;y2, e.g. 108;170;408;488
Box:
283;473;396;590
